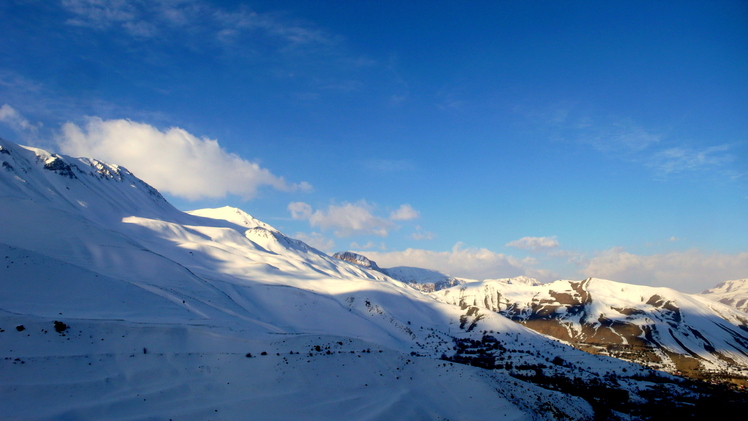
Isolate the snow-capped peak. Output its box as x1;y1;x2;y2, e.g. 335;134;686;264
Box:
0;137;173;222
700;278;748;313
187;206;277;231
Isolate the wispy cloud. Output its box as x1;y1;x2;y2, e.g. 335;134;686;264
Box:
289;200;421;237
579;247;748;293
411;226;436;241
526;103;738;178
57;117;311;200
213;7;333;48
289;200;393;237
0;71;43;93
363;242;748;291
60;0;335;50
0;104;40;136
506;236;559;253
361;243;553;281
293;231;335;252
581;120;662;155
349;241;386;251
648;145;733;174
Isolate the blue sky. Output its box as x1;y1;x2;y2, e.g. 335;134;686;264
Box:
1;0;746;291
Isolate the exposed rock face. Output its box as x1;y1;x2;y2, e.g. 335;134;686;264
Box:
434;277;748;383
0;137;171;223
332;251;383;272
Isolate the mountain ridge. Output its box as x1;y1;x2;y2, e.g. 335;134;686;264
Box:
332;250;470;292
433;276;748;382
2;138;747;419
701;278;748;313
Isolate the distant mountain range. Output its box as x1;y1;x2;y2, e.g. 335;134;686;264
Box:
334;251;748;383
333;251;468;292
2;138;747;420
433;277;748;381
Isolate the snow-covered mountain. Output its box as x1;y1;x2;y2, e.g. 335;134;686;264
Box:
333;251;468;292
382;266;468;292
433;277;748;381
701;279;748;313
2;138;746;419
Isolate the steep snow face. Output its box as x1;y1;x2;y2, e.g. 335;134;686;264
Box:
433;277;748;378
701;279;748;313
0;138;176;225
1;139;735;419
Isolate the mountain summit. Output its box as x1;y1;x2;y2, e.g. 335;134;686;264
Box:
2;139;747;419
701;279;748;313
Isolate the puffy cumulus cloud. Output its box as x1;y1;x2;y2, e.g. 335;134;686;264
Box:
289;200;394;237
361;243;555;282
0;104;39;134
57;117;311;200
289;201;423;238
506;236;559;252
389;204;420;221
292;232;335;252
580;247;748;293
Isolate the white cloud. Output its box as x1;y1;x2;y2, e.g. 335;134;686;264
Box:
62;0;139;30
580;247;748;293
362;243;552;281
349;241;386;251
57;117;311;200
292;232;335;252
411;226;436;241
289;200;394;237
506;236;559;252
584;121;661;154
0;72;42;93
389;204;420;221
290;201;422;238
0;104;39;134
60;0;334;48
648;145;733;174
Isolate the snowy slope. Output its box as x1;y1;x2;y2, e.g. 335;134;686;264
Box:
701;279;748;313
434;277;748;379
333;251;469;292
1;138;743;419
